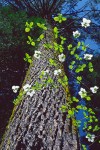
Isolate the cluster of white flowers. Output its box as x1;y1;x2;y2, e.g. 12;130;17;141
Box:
84;54;93;60
23;83;35;97
12;85;20;93
73;18;91;39
54;69;61;76
34;50;41;59
78;88;87;98
58;53;66;62
90;86;99;93
73;30;81;38
86;134;95;142
81;18;91;28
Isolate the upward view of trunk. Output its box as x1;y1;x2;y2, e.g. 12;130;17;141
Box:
0;28;79;150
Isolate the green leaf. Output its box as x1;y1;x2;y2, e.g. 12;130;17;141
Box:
82;46;86;51
58;78;62;84
25;22;29;26
88;126;92;130
77;76;82;82
60;36;66;40
43;43;53;49
76;105;81;109
49;58;57;66
68;44;72;50
82;64;86;68
53;27;59;38
40;34;44;40
58;76;68;87
61;40;64;45
74;54;82;60
88;62;93;67
83;112;87;117
95;119;98;122
54;14;66;23
28;36;32;41
60;105;67;112
88;62;94;72
43;26;47;30
27;41;30;44
61;105;67;109
53;27;58;33
37;34;44;41
53;42;59;51
71;61;75;65
62;17;67;21
25;22;33;33
24;53;32;64
77;42;81;48
25;27;30;32
81;41;84;46
37;23;41;27
70;51;75;55
28;59;32;63
30;22;34;28
54;17;59;21
60;36;66;45
59;45;64;52
63;75;68;82
86;96;91;101
31;41;35;46
89;68;94;72
47;77;53;84
69;65;73;69
68;109;74;117
93;125;100;132
72;97;79;102
82;144;87;150
75;68;79;73
70;47;76;55
37;23;47;30
25;53;30;58
24;58;27;61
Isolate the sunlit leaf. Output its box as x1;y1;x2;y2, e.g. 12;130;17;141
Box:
25;27;30;32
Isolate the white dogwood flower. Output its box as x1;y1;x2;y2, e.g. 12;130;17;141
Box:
78;88;87;98
12;85;20;93
23;84;31;92
58;69;62;73
54;69;61;76
81;18;91;28
27;90;35;97
84;54;93;60
90;86;99;93
34;50;41;59
73;30;81;38
54;70;58;76
86;134;95;142
58;53;66;62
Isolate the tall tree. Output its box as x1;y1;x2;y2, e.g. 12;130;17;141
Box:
0;28;79;149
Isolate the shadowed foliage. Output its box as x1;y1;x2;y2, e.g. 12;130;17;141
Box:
3;0;66;19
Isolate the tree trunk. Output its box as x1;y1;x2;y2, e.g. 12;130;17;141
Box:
0;28;79;150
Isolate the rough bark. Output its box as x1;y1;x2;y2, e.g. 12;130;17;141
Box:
0;28;78;150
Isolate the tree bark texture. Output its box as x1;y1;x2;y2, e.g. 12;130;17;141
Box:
0;28;78;150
